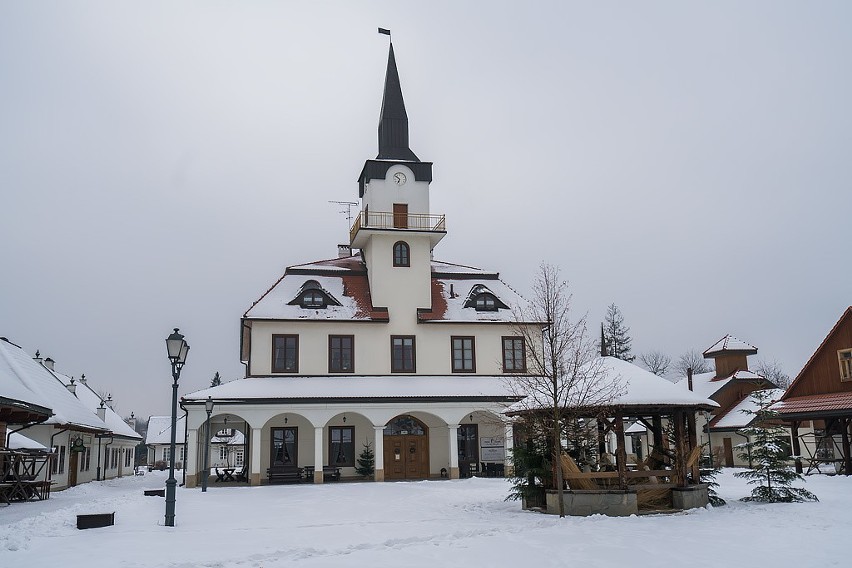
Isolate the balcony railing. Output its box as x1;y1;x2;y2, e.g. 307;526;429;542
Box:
349;211;446;243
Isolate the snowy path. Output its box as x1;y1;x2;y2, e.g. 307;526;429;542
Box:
0;470;846;568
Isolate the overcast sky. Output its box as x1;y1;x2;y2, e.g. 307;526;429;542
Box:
2;2;850;420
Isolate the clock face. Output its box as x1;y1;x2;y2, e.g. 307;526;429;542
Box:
393;172;407;186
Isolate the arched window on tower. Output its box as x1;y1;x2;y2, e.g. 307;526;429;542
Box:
393;241;410;267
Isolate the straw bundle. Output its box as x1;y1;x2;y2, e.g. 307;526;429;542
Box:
560;454;599;490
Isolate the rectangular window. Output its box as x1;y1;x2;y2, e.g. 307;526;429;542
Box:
58;445;66;474
52;446;59;475
839;349;852;382
391;336;416;372
271;427;298;466
219;446;228;461
179;446;186;463
502;337;526;373
163;447;171;463
80;447;87;472
85;446;91;471
235;450;244;467
329;426;355;467
451;336;476;373
125;448;132;468
272;334;299;373
329;335;355;373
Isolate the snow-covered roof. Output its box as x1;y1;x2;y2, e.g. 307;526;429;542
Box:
703;334;758;357
0;339;54;417
0;339;109;432
211;430;246;445
712;389;785;430
625;421;647;434
508;357;718;413
145;415;187;445
244;254;534;324
675;369;767;400
184;376;516;402
8;431;48;451
59;375;141;440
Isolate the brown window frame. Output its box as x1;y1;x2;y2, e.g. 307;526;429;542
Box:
839;349;852;382
451;336;476;373
328;335;355;373
393;241;410;267
502;336;526;373
271;427;298;466
391;335;416;373
272;334;299;373
329;426;356;467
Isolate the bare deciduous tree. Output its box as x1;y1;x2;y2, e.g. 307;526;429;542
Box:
674;349;712;378
753;359;792;389
639;350;672;378
505;263;622;517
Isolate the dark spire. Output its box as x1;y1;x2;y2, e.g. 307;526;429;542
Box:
377;43;419;161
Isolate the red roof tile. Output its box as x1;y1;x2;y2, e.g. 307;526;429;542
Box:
774;392;852;416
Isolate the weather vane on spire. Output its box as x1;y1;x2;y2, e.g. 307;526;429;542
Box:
378;27;391;38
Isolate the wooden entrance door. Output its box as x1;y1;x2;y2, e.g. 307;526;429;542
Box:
723;437;734;467
393;203;408;228
68;451;79;487
384;435;429;480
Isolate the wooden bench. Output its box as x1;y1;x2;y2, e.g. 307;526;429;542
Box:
267;465;302;484
322;466;341;481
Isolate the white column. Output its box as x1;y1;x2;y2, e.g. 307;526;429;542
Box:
504;422;514;476
314;426;324;484
250;428;262;486
448;424;459;479
373;426;385;482
185;429;198;487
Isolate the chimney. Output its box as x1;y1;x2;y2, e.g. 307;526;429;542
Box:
127;412;137;432
43;357;55;371
687;367;694;391
66;377;77;396
96;400;106;422
80;374;87;385
337;244;351;258
33;350;43;364
105;394;114;410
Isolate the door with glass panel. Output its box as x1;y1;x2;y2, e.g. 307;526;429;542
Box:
457;424;478;478
271;427;298;466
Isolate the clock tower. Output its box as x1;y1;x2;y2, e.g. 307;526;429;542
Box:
350;41;445;318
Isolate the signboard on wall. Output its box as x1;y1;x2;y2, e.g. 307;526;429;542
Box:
480;437;504;461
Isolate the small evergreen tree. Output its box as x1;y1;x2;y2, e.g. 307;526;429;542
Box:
506;431;552;503
699;451;726;506
355;440;375;478
211;372;222;387
602;304;634;361
735;390;817;503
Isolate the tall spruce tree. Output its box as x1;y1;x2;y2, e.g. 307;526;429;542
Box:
735;390;817;503
602;303;634;361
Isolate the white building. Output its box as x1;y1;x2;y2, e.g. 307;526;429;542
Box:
181;42;541;487
145;415;187;468
0;337;140;491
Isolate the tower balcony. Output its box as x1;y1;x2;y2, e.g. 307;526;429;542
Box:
350;210;447;249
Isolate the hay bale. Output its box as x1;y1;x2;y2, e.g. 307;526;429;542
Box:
560;454;599;491
637;488;672;510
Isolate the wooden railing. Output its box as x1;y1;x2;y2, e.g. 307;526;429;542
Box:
349;211;446;242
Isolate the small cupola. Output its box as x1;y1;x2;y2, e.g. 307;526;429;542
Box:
703;334;758;378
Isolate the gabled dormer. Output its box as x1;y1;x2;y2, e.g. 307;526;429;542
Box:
463;285;509;312
287;280;342;310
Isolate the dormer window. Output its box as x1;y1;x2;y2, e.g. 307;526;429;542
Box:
475;294;497;311
393;241;410;267
287;280;341;310
463;285;508;312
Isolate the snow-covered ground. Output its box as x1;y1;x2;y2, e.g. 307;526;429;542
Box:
0;470;846;567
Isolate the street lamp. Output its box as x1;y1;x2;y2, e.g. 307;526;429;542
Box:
202;396;214;493
164;328;189;527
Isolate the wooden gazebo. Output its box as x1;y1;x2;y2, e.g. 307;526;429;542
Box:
508;357;718;515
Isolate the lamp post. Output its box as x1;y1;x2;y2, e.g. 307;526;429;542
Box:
164;328;189;527
202;396;213;493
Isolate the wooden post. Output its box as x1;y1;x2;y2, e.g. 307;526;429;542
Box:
614;411;627;489
791;421;803;474
673;410;688;487
597;419;607;466
687;410;700;483
842;418;852;476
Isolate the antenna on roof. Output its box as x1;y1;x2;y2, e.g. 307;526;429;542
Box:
329;200;359;228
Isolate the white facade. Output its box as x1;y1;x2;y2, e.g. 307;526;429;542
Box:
181;43;536;487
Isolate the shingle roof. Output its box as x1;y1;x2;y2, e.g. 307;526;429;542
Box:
773;392;852;417
703;334;758;357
